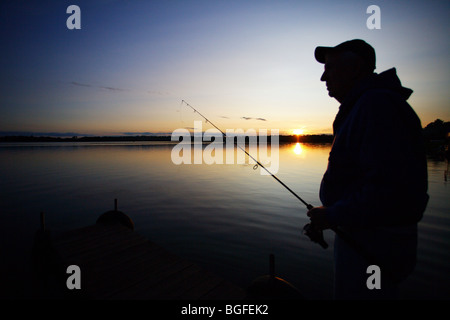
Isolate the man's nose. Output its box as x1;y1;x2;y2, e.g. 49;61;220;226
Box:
320;71;327;82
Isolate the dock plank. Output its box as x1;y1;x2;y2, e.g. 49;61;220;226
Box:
47;223;246;300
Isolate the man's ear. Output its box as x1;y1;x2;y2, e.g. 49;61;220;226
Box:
349;56;366;80
339;51;363;80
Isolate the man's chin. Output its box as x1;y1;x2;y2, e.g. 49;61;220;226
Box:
328;90;344;103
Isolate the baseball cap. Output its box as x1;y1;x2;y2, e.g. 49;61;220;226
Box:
314;39;376;71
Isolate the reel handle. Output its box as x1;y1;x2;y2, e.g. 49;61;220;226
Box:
303;204;328;249
303;223;328;249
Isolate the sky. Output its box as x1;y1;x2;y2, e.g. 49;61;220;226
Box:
0;0;449;136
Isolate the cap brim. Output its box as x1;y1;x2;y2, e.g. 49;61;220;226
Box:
314;46;333;64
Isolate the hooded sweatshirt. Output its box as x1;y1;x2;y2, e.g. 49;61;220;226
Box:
320;68;429;229
320;68;430;285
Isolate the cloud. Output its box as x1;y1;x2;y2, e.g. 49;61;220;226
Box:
70;81;170;95
71;81;92;88
0;131;91;137
122;132;175;136
70;81;129;92
100;86;129;92
241;116;267;121
122;132;154;135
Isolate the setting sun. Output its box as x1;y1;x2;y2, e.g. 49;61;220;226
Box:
293;129;304;135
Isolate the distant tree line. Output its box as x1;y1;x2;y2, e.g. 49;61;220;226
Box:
1;120;448;158
0;134;335;143
423;119;450;141
0;135;173;142
422;119;450;158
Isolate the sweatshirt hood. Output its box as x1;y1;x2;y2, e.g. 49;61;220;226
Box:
333;68;413;135
367;68;413;100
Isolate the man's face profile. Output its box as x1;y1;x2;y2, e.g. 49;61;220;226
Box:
320;51;362;103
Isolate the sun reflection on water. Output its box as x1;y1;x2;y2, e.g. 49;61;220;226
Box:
293;142;303;155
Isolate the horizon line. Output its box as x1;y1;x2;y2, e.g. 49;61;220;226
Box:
0;131;334;138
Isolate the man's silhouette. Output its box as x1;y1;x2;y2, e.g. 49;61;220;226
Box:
308;39;429;299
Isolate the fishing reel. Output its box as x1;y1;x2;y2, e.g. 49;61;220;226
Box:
303;204;329;249
303;223;328;249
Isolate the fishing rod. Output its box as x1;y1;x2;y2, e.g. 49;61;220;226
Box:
181;100;400;284
181;100;328;248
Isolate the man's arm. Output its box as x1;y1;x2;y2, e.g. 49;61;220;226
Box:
310;91;428;229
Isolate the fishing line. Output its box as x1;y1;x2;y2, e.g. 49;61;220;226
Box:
180;99;396;282
181;100;330;249
181;100;314;210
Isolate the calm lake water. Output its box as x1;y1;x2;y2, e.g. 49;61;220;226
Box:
0;141;449;299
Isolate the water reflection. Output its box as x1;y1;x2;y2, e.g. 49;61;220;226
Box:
0;142;449;299
293;142;303;156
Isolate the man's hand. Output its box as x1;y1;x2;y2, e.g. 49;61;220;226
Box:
307;206;334;230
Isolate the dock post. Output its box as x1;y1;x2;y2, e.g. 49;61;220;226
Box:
114;198;118;211
269;254;275;279
40;211;45;231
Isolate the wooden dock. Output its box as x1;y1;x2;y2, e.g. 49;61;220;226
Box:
35;222;246;300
